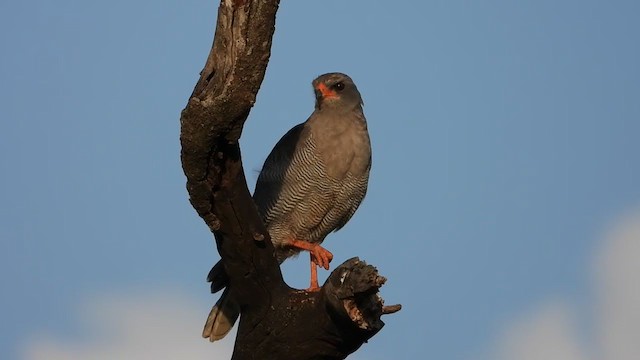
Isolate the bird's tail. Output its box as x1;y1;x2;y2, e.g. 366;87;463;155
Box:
202;287;240;341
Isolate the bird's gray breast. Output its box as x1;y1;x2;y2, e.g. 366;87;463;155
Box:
256;111;371;261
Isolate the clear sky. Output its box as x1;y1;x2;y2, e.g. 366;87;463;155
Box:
1;1;639;359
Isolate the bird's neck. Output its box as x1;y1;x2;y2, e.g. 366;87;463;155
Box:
316;103;364;118
309;106;368;137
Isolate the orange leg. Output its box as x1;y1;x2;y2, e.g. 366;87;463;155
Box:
287;239;333;269
286;239;333;291
308;254;320;291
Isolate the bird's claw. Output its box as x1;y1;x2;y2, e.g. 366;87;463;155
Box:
311;245;333;270
305;285;322;292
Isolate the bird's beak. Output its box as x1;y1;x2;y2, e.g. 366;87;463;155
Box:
315;83;338;100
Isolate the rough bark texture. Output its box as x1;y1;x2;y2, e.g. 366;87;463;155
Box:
180;1;400;359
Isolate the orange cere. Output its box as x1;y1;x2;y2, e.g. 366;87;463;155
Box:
316;83;338;98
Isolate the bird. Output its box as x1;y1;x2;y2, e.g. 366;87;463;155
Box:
202;72;372;341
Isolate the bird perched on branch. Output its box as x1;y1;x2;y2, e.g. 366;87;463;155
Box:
203;72;372;341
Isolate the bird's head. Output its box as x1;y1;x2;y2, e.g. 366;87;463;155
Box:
312;72;363;111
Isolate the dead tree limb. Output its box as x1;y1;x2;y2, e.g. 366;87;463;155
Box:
180;1;400;359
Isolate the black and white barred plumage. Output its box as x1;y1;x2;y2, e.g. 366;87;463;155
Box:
254;105;371;261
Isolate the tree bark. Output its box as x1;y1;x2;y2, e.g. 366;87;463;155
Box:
180;1;400;359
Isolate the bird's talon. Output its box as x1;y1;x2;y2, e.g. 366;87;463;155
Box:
310;245;333;270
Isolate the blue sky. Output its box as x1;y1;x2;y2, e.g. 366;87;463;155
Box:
1;1;639;359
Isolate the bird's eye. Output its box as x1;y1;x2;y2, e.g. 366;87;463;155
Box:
334;82;345;91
